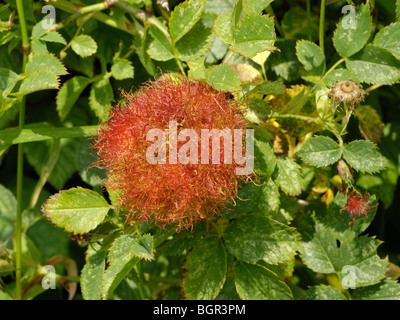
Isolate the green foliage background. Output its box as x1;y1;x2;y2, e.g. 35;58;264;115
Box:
0;0;400;300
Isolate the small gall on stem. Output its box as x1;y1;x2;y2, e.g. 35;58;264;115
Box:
341;191;378;223
328;79;366;106
91;74;254;230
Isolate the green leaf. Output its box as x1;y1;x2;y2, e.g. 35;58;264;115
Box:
201;0;234;28
229;183;260;216
296;40;325;75
134;27;156;76
187;57;206;80
254;178;281;216
323;68;354;86
332;4;372;58
342;140;387;173
214;12;234;44
302;285;347;300
373;22;400;60
71;34;98;58
26;53;67;76
31;39;48;55
0;291;12;300
223;215;301;265
18;70;59;94
299;216;338;274
32;18;55;39
182;236;226;300
0;68;20;94
234;261;293;300
89;77;114;122
174;23;214;61
205;64;241;91
274;157;303;196
247;81;286;96
254;134;276;177
336;236;388;288
242;0;274;15
147;24;174;61
231;0;243;38
299;210;388;288
230;14;276;58
352;278;400;300
80;251;106;300
56;76;91;121
0;30;16;47
42;187;110;234
101;256;138;300
107;235;135;263
215;268;240;300
298;136;342;167
247;98;271;117
346;45;400;85
0;184;16;243
263;258;295;280
76;138;106;187
111;58;134;80
169;0;208;42
131;234;154;260
39;31;67;45
109;234;154;262
101;235;140;299
0;125;97;145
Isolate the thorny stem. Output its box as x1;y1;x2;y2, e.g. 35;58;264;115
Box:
55;274;81;283
15;0;29;301
134;263;146;299
319;0;326;54
269;113;323;124
175;57;186;75
0;125;99;145
78;1;114;14
307;0;312;41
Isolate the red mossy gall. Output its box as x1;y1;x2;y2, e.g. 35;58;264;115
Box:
341;191;377;223
92;75;253;230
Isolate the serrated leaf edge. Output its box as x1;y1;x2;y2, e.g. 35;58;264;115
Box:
27;52;68;76
41;186;110;235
